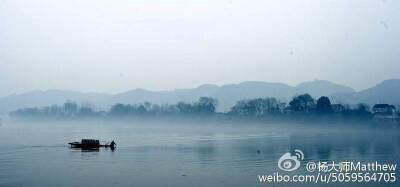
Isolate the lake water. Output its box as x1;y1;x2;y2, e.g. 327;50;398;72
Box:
0;119;399;187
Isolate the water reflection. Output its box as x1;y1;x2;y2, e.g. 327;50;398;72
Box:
195;140;216;163
0;120;399;187
79;148;100;153
286;131;400;162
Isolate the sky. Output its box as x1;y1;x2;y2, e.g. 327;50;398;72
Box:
0;0;399;97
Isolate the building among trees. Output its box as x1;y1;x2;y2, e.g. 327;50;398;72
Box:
372;104;398;122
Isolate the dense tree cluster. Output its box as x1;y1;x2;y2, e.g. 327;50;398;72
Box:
108;97;218;117
10;97;219;118
228;94;372;119
229;97;282;116
9;100;99;118
289;94;315;113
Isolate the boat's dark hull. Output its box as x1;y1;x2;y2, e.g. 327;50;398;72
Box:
68;142;99;148
68;142;114;149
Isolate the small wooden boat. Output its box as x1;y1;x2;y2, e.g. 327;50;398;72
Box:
69;139;115;149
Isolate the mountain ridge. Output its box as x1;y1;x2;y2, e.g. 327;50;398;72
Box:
0;79;398;114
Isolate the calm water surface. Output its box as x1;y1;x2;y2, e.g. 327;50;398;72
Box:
0;119;399;187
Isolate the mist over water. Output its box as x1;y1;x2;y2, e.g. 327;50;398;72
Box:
1;1;399;186
0;119;398;187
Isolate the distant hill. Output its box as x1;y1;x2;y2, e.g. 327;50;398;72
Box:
295;80;354;97
1;79;398;114
108;81;295;112
107;80;355;112
330;79;400;107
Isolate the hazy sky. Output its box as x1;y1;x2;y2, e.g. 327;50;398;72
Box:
0;0;399;97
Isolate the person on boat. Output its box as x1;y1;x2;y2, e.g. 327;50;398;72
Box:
110;140;116;148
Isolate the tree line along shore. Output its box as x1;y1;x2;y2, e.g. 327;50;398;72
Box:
8;93;400;123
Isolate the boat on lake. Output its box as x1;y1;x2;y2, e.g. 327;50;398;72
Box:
69;139;116;149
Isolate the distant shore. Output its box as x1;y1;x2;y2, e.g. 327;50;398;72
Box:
8;93;400;125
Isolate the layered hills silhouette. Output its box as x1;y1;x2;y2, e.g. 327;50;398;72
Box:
0;79;398;114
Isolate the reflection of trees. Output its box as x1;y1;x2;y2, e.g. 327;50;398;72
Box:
358;143;370;156
373;143;394;160
316;144;332;160
209;129;400;166
230;137;293;167
287;131;399;161
194;140;216;163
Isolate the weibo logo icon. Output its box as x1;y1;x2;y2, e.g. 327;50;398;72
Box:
277;149;304;171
